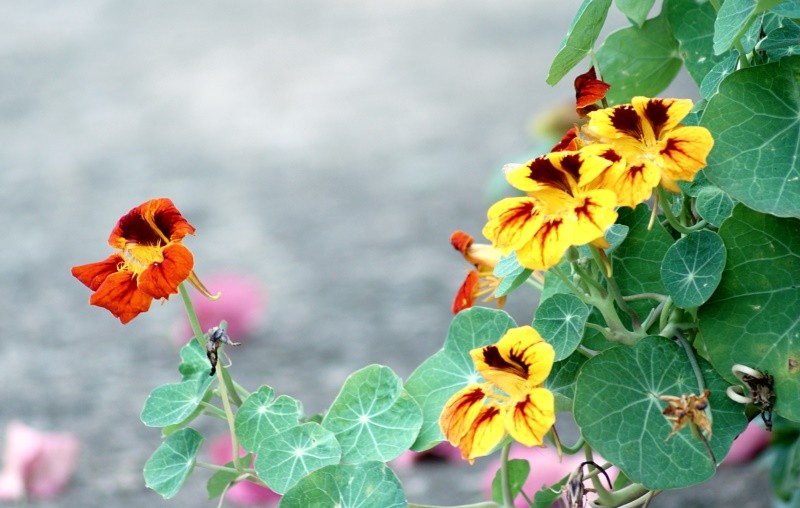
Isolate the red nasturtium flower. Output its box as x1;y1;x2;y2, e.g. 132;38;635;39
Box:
71;198;218;324
574;67;611;116
439;326;556;462
450;231;505;314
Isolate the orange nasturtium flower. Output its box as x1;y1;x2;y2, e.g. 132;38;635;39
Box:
482;150;618;271
71;198;218;324
440;326;556;462
582;97;714;206
450;231;505;314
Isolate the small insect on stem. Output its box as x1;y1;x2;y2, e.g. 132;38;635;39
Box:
206;326;241;376
562;460;613;508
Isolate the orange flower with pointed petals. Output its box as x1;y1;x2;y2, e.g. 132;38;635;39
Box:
72;198;218;324
483;151;618;271
439;326;556;462
583;97;714;199
574;67;611;116
450;231;505;314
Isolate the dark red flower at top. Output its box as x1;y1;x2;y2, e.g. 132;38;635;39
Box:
72;198;217;324
574;67;611;116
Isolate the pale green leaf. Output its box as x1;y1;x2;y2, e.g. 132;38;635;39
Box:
534;294;590;361
143;428;204;499
616;0;656;27
546;0;613;85
235;385;303;453
714;0;758;55
141;376;214;427
405;308;516;450
667;0;732;85
255;422;341;494
322;365;422;463
279;462;407;508
493;252;533;298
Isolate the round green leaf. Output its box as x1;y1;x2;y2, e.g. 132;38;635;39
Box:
596;12;682;105
660;230;726;308
699;53;738;100
534;294;590;361
695;186;736;227
546;353;588;413
699;205;800;421
143;428;204;499
667;0;731;85
405;308;517;450
701;57;800;218
178;339;212;379
574;336;747;489
713;0;758;55
322;364;422;463
255;422;341;494
235;385;303;453
546;0;613;85
279;462;406;508
141;376;214;427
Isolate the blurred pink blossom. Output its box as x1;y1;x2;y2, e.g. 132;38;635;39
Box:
174;272;266;346
722;421;771;466
483;445;616;508
0;421;79;501
208;434;280;506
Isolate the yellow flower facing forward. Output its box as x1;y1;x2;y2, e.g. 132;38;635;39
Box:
439;326;556;462
483;150;618;271
583;97;714;204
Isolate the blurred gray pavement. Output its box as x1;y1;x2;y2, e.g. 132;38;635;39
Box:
0;1;768;507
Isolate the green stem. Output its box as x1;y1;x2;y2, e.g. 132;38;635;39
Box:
584;445;615;506
674;331;706;394
523;277;544;292
656;187;695;236
200;401;229;420
603;483;653;507
588;245;640;329
559;435;585;455
551;266;590;304
179;283;243;472
623;293;666;303
571;260;608;297
500;442;513;508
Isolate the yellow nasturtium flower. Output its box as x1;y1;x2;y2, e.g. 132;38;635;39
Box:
439;326;556;462
482;150;618;271
582;97;714;206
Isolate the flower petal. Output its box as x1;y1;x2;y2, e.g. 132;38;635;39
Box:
483;197;545;253
631;97;693;139
588;145;661;208
657;125;714;190
71;254;123;291
137;243;194;299
568;190;619;246
109;198;195;248
456;404;506;462
472;326;555;397
440;385;489;447
90;271;153;324
452;271;480;314
503;388;555;447
514;216;572;271
575;68;611;109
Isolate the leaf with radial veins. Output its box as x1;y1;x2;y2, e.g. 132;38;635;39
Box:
140;375;214;427
713;0;758;55
534;293;590;361
255;422;341;494
595;12;682;105
661;230;726;308
322;365;422;463
235;385;303;453
279;462;407;508
574;337;747;489
546;353;588;413
701;57;800;218
699;205;800;422
143;428;204;499
667;0;731;85
546;0;613;85
405;307;517;451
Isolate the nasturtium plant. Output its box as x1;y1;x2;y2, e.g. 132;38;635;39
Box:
72;0;800;506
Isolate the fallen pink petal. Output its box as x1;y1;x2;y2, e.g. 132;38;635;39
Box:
0;421;79;501
174;272;266;346
208;434;280;506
